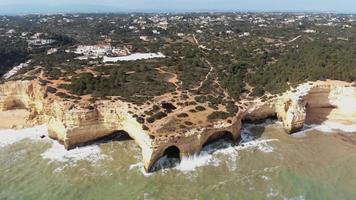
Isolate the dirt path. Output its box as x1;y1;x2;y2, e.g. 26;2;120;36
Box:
191;36;233;101
155;67;180;89
192;60;213;91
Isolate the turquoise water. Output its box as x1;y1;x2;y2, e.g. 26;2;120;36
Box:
1;123;356;200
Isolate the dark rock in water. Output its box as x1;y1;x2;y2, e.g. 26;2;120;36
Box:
40;135;46;139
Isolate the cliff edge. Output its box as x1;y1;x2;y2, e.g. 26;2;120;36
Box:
0;79;355;171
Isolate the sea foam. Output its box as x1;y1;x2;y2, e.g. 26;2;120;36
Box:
130;127;278;175
293;121;356;137
0;125;48;148
0;125;108;166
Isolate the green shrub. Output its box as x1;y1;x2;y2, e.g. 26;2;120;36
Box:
207;111;230;121
152;111;167;120
195;106;206;111
177;113;189;118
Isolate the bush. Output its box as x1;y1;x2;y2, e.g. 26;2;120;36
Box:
184;121;194;126
152;111;167;120
46;86;57;94
250;85;265;97
195;106;206;111
177;113;189;118
146;117;155;123
142;125;149;131
208;103;219;110
136;117;145;124
225;102;239;114
194;95;207;103
189;109;197;113
207;111;230;121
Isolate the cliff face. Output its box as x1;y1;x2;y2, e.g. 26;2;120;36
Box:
0;80;355;172
0;80;241;172
0;80;155;170
244;81;356;133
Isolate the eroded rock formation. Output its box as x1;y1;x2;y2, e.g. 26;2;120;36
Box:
0;80;235;171
0;80;355;172
244;81;356;133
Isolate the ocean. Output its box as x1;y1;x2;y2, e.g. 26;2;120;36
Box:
1;121;356;200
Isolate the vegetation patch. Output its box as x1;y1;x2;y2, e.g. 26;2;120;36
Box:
207;111;230;121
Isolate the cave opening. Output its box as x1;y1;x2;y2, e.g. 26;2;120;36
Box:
73;130;133;149
202;131;235;151
164;145;181;159
99;130;133;143
150;145;181;172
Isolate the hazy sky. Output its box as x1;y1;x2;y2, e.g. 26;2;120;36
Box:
0;0;354;14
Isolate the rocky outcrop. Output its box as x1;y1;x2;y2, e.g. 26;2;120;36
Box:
0;80;238;171
0;80;355;172
243;81;356;134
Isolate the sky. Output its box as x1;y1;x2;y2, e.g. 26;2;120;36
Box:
0;0;354;14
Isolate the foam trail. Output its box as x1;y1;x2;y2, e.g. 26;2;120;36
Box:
41;141;107;165
0;125;48;148
130;134;278;175
0;125;108;166
293;121;356;136
314;121;356;133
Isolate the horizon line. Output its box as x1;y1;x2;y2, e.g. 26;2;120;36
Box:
1;9;356;16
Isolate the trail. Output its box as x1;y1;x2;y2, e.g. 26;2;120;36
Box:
192;60;214;91
155;67;180;89
191;35;233;100
191;34;214;91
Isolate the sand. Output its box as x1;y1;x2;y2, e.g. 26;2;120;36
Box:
0;109;30;129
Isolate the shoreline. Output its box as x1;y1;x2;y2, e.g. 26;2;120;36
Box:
0;79;355;172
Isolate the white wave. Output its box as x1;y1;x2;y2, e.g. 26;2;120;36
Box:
176;153;218;172
0;125;48;148
0;125;109;167
291;124;315;137
237;139;278;153
266;187;280;198
130;136;278;176
314;121;356;133
176;137;278;172
128;162;154;177
41;141;108;165
293;121;356;137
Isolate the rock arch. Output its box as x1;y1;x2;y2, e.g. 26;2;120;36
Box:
147;145;181;172
201;131;235;149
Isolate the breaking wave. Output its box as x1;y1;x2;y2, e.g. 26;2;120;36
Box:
130;125;279;175
0;125;108;168
293;121;356;137
41;141;108;165
0;125;48;148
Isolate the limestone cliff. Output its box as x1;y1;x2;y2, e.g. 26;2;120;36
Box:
0;80;240;171
0;79;355;172
243;81;356;133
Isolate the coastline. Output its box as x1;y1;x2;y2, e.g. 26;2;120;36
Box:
0;79;356;172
